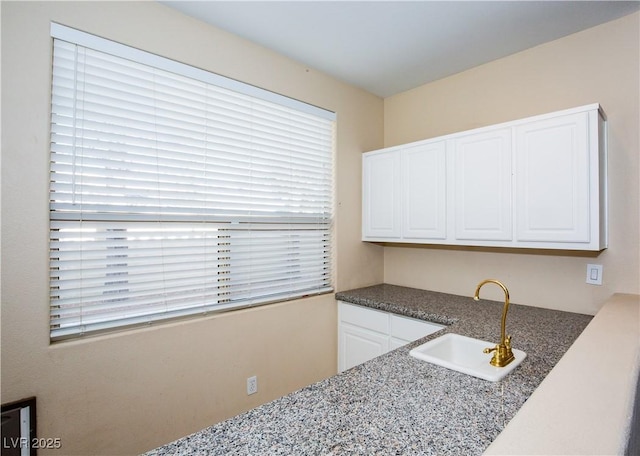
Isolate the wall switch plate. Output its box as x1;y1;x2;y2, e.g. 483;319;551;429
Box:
247;376;258;395
586;264;603;285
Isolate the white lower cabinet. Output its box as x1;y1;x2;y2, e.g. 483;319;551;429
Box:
338;301;444;372
339;324;389;372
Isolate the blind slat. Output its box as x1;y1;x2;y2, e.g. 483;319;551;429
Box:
49;27;334;340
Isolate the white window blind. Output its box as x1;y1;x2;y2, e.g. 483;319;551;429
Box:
49;24;335;340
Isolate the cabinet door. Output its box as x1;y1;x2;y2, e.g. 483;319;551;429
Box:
453;128;512;241
338;323;388;372
338;302;390;372
362;149;401;239
515;112;590;243
402;141;447;239
389;337;408;351
339;302;389;333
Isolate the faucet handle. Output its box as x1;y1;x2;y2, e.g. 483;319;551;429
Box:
505;335;512;349
483;345;497;354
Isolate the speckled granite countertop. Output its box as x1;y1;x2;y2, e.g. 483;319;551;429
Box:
143;284;592;456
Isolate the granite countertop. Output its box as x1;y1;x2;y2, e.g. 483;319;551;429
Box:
143;284;592;456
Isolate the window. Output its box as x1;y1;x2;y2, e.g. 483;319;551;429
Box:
49;24;335;341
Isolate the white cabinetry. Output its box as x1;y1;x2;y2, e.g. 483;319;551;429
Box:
453;128;512;242
514;110;606;248
361;104;607;251
389;312;443;350
362;149;401;239
338;301;444;372
338;303;389;372
402;141;447;240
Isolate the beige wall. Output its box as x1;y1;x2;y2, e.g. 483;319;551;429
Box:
0;2;383;455
383;12;640;314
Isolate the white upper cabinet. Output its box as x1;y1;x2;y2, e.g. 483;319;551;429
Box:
515;111;592;244
453;128;512;242
362;104;607;251
402;141;447;239
362;148;401;239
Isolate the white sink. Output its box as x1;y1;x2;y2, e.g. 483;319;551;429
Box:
409;333;526;382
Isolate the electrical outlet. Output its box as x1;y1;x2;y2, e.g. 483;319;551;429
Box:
586;264;603;285
247;376;258;395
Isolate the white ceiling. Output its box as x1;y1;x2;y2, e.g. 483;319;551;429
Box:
161;1;640;98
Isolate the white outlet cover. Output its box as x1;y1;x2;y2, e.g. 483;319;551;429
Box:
586;264;603;285
247;376;258;395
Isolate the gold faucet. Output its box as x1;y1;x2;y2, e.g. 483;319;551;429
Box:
473;279;515;368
